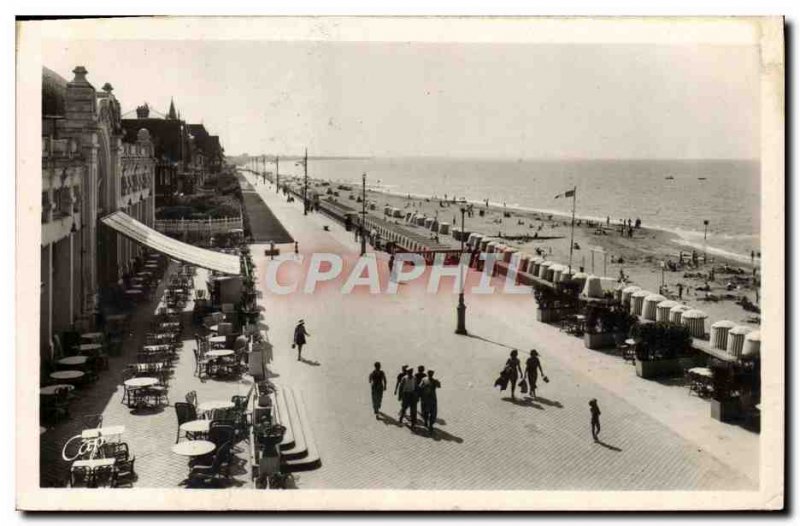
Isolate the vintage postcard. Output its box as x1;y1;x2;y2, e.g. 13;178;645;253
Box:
16;16;784;510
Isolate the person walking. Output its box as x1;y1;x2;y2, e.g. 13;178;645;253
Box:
590;399;602;441
294;241;299;256
505;350;524;399
524;349;545;399
388;254;395;276
292;320;310;361
394;365;409;401
397;369;417;427
413;365;427;419
419;370;441;432
368;362;387;418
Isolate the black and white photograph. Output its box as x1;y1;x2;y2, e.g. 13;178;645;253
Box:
15;15;784;511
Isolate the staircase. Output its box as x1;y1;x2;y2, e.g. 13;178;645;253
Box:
273;386;322;472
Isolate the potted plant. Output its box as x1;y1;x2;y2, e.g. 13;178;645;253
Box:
631;321;692;379
583;305;613;349
534;287;559;323
708;359;743;422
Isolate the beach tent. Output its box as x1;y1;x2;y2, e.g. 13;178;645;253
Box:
621;285;642;308
655;300;679;322
726;325;753;358
681;309;708;338
581;274;602;298
518;254;532;274
538;260;553;280
529;256;543;276
742;330;761;358
642;294;666;321
502;247;517;264
439;223;450;235
393;208;403;218
710;320;737;351
669;304;691;324
549;263;566;283
416;217;427;226
630;289;652;317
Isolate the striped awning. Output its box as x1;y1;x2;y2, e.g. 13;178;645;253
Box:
100;211;240;275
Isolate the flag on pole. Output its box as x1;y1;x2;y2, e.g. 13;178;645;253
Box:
554;188;576;199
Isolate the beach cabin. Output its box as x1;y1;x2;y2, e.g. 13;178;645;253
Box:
642;294;666;321
742;330;760;359
726;325;753;358
655;300;679;322
630;289;651;317
669;304;691;324
621;285;642;309
439;223;450;235
710;320;737;351
681;309;708;338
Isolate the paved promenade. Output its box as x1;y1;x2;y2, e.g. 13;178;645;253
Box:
244;172;759;491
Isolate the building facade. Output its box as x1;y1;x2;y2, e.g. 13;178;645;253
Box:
41;66;156;365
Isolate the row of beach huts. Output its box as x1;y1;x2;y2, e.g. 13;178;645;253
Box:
391;207;760;361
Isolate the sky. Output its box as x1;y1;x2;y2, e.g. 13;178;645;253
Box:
41;39;761;160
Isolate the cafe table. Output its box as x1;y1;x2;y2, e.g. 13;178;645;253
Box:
57;356;89;367
197;400;235;417
172;440;216;458
206;349;234;359
78;343;103;356
124;377;159;389
81;425;125;440
80;332;104;343
179;419;211;437
49;370;85;384
40;383;76;396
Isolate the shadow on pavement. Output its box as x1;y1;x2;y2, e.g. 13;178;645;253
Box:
299;358;321;366
376;412;404;428
466;333;516;350
502;396;543;410
410;425;464;444
532;395;563;408
596;440;622;452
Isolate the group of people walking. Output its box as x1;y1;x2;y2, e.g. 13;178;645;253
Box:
496;349;546;400
368;363;441;432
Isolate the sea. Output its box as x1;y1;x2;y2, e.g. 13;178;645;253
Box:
279;158;761;264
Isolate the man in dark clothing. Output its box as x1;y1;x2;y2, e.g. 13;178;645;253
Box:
419;370;441;432
394;365;409;401
590;399;601;441
293;320;310;361
398;369;417;426
368;362;387;417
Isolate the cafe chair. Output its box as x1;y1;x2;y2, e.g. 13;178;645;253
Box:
107;442;136;487
187;441;233;488
185;390;198;410
175;402;199;443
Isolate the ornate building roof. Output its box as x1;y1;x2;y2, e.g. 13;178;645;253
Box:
42;67;68;117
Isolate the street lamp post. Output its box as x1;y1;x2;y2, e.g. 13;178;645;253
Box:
303;148;308;216
455;206;467;335
275;155;279;194
703;219;709;264
360;173;367;256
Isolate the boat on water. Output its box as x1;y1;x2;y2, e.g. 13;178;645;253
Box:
698;177;707;180
665;176;674;180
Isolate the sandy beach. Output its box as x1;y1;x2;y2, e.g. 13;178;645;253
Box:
307;179;761;329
